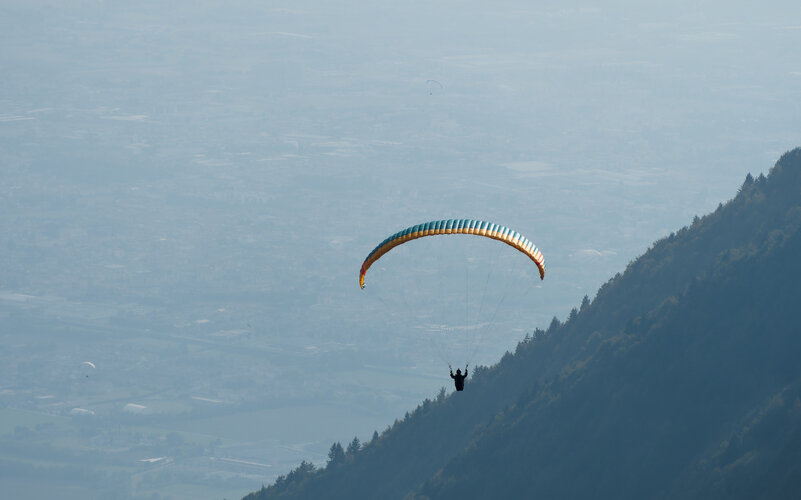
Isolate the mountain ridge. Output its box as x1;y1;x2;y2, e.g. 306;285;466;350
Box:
244;147;801;499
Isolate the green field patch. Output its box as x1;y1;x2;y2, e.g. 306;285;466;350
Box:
140;399;194;415
136;481;253;500
0;408;66;435
179;404;389;444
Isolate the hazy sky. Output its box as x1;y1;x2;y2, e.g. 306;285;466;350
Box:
2;1;800;497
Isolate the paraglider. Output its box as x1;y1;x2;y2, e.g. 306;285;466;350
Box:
359;219;545;290
426;79;443;95
359;219;546;390
450;364;468;391
81;361;96;378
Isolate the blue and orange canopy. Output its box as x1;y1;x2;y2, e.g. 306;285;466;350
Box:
359;219;545;289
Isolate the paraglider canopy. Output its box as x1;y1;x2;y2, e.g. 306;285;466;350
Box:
359;219;545;289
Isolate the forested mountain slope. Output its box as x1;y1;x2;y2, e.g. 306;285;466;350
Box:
244;148;801;499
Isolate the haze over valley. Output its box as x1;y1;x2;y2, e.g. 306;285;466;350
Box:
2;1;800;499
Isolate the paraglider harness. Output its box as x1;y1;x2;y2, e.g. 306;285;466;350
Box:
449;364;468;391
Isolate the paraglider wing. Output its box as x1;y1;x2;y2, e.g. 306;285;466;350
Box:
426;79;443;95
82;361;96;369
359;219;545;289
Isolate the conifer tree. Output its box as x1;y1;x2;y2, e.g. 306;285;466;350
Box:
327;442;345;467
346;436;361;456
